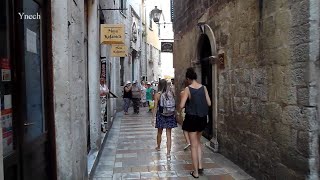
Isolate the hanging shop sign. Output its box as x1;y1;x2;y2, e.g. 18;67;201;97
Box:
161;42;173;53
111;44;128;57
100;24;125;44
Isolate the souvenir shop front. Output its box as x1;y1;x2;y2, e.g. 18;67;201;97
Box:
0;0;55;179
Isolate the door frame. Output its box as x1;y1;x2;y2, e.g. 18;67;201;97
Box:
196;23;218;144
6;0;56;179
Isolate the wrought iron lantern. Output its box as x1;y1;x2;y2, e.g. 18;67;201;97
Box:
150;6;162;23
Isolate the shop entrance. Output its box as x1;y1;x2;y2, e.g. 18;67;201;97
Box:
199;34;213;140
1;0;53;179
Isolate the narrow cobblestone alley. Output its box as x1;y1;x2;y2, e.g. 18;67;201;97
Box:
92;107;253;180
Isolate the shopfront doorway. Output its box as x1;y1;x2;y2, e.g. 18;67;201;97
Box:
199;34;213;140
1;0;54;179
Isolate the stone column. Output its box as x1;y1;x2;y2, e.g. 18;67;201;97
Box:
88;0;101;150
52;0;88;178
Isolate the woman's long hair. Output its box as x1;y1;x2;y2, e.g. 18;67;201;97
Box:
157;79;167;93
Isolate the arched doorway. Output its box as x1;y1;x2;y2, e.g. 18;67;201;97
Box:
198;34;213;140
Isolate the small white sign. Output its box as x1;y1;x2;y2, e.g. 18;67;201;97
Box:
1;69;11;82
4;95;12;109
26;28;37;54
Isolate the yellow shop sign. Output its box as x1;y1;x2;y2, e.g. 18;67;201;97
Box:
111;44;128;57
100;24;125;44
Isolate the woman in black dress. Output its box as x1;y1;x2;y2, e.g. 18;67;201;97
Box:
179;68;211;178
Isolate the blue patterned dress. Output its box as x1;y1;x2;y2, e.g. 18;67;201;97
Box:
155;100;178;129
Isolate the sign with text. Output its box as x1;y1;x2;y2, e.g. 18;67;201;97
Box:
111;44;128;57
100;24;125;44
161;42;173;53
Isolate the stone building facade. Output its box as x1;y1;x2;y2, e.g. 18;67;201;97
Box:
173;0;319;179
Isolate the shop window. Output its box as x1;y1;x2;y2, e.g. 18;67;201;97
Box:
0;0;14;158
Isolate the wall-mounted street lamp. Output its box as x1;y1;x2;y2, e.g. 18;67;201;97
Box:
150;6;162;23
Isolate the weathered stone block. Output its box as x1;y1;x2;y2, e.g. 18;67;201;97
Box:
291;43;309;63
297;88;309;106
269;48;290;65
252;68;268;85
275;163;305;180
291;0;309;26
281;106;302;126
301;107;318;131
297;131;310;155
262;16;276;36
280;148;309;174
289;23;310;46
234;83;247;97
272;123;296;148
290;63;307;86
275;10;291;31
234;97;251;114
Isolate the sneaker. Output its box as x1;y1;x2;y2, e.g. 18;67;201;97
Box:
183;144;191;150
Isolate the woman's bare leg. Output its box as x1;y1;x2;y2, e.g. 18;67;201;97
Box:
184;130;190;144
156;128;163;150
197;131;203;170
189;132;199;177
166;128;172;155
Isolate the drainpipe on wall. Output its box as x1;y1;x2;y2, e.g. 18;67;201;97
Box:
88;0;101;150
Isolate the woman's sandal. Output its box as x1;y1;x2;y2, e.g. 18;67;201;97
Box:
198;168;204;174
190;171;199;178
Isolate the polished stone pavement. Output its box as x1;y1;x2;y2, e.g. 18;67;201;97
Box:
92;107;254;180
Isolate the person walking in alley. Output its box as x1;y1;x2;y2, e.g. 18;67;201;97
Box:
146;82;154;112
152;79;177;159
131;80;141;114
140;81;147;107
179;67;211;178
123;81;132;115
178;80;191;150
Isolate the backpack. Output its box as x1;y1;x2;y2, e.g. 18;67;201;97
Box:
159;90;175;116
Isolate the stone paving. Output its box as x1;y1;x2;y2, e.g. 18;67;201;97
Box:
92;107;254;180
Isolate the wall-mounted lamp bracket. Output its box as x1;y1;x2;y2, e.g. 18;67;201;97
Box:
197;22;205;34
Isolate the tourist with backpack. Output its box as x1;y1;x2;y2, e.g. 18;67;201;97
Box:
152;79;177;159
179;67;211;178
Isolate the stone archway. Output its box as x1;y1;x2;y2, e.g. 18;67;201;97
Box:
196;23;219;150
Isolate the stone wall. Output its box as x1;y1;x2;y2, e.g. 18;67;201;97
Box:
173;0;319;179
51;0;88;179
